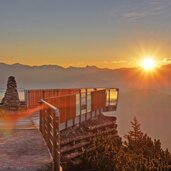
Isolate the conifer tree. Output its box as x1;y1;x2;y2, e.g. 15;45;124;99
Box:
82;117;171;171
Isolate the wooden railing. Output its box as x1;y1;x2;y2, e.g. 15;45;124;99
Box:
25;89;79;108
25;88;119;109
39;99;60;171
39;88;119;171
42;88;119;130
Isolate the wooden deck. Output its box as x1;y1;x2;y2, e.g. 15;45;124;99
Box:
0;87;119;171
0;119;53;171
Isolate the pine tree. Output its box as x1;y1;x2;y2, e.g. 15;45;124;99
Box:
82;117;171;171
124;117;143;153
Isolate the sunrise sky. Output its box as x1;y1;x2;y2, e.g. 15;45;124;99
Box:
0;0;171;69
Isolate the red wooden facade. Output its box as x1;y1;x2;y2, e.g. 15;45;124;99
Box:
46;95;76;123
26;89;79;108
26;88;119;124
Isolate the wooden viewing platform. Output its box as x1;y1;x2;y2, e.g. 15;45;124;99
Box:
0;88;119;171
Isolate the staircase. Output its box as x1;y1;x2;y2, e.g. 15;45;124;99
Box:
60;114;118;170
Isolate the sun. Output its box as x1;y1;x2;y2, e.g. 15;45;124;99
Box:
141;57;156;71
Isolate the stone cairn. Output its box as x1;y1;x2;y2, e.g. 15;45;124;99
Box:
2;76;20;111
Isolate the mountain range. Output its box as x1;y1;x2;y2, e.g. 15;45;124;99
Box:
0;63;171;93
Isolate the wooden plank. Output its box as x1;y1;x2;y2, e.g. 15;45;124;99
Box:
91;90;106;111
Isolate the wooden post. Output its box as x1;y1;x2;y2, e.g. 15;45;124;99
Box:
26;90;30;108
79;89;81;124
39;101;46;137
47;109;51;151
65;120;68;129
85;89;88;121
52;110;57;171
115;88;119;111
108;89;111;106
54;109;60;171
42;90;45;99
73;118;75;127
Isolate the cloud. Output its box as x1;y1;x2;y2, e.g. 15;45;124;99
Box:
162;58;171;63
0;56;22;64
0;56;16;59
104;60;132;64
111;60;128;64
110;0;171;20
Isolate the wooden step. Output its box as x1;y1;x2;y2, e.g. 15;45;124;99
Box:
61;133;94;145
61;141;90;153
87;121;116;131
64;151;84;160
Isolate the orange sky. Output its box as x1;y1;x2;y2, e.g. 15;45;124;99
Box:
0;1;171;69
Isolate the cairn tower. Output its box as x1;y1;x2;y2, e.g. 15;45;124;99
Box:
2;76;20;110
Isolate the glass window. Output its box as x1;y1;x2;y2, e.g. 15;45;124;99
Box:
110;89;118;106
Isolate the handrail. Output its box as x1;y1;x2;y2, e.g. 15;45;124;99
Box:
42;88;106;100
40;99;60;171
26;87;119;91
43;93;78;100
40;99;59;113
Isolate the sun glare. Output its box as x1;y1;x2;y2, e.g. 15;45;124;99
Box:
141;57;156;71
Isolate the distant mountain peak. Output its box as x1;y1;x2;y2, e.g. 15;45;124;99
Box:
38;64;65;69
85;65;98;69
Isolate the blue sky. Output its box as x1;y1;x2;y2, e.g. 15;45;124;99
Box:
0;0;171;68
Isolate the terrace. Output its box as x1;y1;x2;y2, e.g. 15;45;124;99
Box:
0;88;119;171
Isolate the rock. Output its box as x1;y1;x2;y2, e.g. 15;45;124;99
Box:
2;76;20;111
